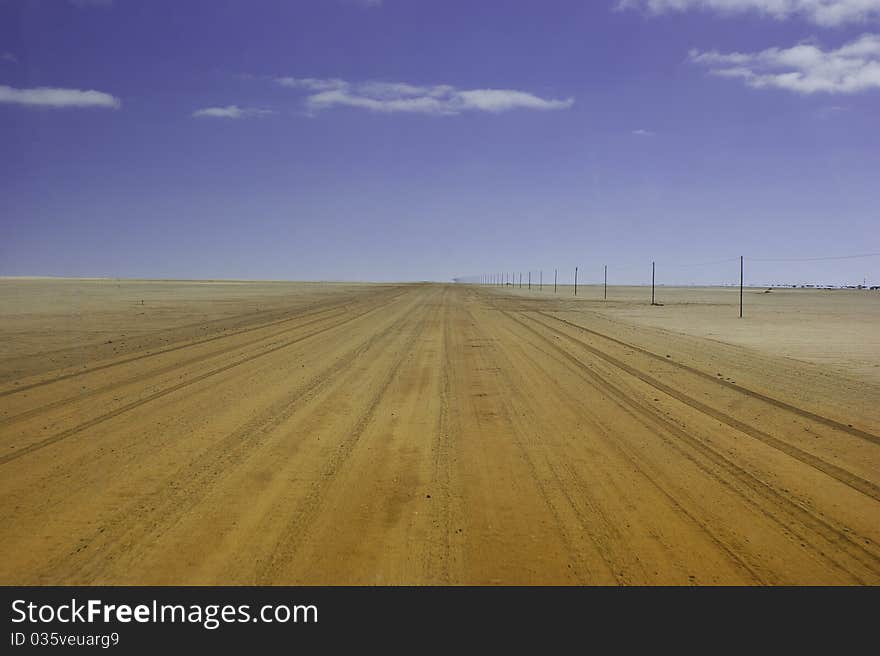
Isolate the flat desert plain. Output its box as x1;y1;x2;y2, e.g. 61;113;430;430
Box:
1;278;879;585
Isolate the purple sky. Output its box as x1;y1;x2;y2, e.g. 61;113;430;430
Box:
1;0;878;285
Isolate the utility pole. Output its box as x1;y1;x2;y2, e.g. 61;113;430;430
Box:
528;271;531;290
651;261;655;305
540;270;543;291
554;269;557;293
604;264;607;301
739;256;744;319
574;267;578;296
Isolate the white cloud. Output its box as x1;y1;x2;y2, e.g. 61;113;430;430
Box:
0;85;120;108
815;103;850;116
275;77;349;92
1;52;17;63
632;128;655;135
192;105;275;119
617;1;880;26
689;33;880;93
276;77;574;115
455;89;574;112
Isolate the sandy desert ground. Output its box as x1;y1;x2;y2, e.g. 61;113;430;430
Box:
1;278;879;584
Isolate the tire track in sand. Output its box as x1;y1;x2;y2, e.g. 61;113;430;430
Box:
535;310;880;446
0;286;405;399
468;298;759;584
525;312;880;502
40;290;428;584
253;292;437;584
503;309;880;584
0;289;408;466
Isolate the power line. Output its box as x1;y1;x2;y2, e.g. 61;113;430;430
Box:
746;252;880;263
458;250;878;287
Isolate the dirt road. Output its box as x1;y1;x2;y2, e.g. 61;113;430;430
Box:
1;282;879;584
